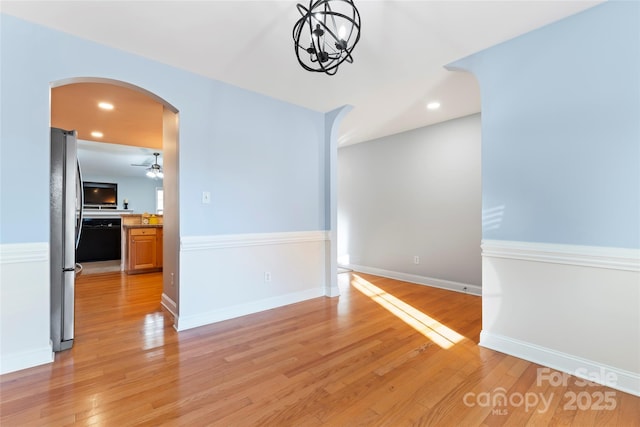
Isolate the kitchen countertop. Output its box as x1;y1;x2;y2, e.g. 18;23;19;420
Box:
84;209;136;219
122;224;163;229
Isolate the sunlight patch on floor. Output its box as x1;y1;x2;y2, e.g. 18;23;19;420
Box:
351;274;464;349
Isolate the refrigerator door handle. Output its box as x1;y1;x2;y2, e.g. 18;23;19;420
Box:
63;131;78;269
76;160;84;249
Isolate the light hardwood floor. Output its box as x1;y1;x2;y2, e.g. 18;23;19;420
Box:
1;271;638;426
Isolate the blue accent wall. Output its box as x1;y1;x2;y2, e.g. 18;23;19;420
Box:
0;14;326;244
449;1;640;249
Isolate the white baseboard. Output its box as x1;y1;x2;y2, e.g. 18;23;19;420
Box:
346;264;482;296
480;331;640;397
0;346;53;375
161;293;177;318
325;286;341;297
176;287;324;331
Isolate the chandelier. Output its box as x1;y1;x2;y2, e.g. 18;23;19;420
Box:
146;152;164;179
293;0;361;76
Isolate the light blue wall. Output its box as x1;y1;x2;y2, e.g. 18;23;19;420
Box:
449;1;640;249
0;14;326;244
204;83;326;234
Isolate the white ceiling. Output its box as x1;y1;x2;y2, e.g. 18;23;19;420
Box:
3;0;602;148
77;140;163;178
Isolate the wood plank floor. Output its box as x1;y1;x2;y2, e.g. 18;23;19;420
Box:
1;271;638;426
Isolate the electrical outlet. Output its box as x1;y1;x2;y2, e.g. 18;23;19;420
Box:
413;256;420;265
264;272;272;282
202;191;211;204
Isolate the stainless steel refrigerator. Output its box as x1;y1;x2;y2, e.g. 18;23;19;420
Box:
50;127;83;351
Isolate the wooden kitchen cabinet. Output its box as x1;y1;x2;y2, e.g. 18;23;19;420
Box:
156;227;163;269
126;227;163;274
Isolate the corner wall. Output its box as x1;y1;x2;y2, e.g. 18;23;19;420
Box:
449;1;640;395
338;114;482;293
0;14;328;373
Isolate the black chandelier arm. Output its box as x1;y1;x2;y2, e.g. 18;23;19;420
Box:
309;11;360;44
294;42;324;72
294;7;359;43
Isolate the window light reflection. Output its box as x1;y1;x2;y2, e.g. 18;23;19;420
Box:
351;274;464;349
142;312;165;350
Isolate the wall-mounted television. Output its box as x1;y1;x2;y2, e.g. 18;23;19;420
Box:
83;181;117;209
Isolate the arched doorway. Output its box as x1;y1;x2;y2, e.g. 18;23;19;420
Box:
50;77;180;341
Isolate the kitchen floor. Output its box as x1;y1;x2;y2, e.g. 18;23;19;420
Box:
80;260;121;275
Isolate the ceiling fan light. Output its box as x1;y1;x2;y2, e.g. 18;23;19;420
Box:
146;167;163;179
145;152;163;179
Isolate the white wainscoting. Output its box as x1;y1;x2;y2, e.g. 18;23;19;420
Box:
0;243;53;374
481;240;640;396
177;231;329;331
345;264;482;296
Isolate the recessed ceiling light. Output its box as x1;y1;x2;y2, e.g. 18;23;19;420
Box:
427;101;441;110
91;131;104;138
98;102;114;110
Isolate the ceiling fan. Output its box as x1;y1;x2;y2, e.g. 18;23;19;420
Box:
131;152;163;179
